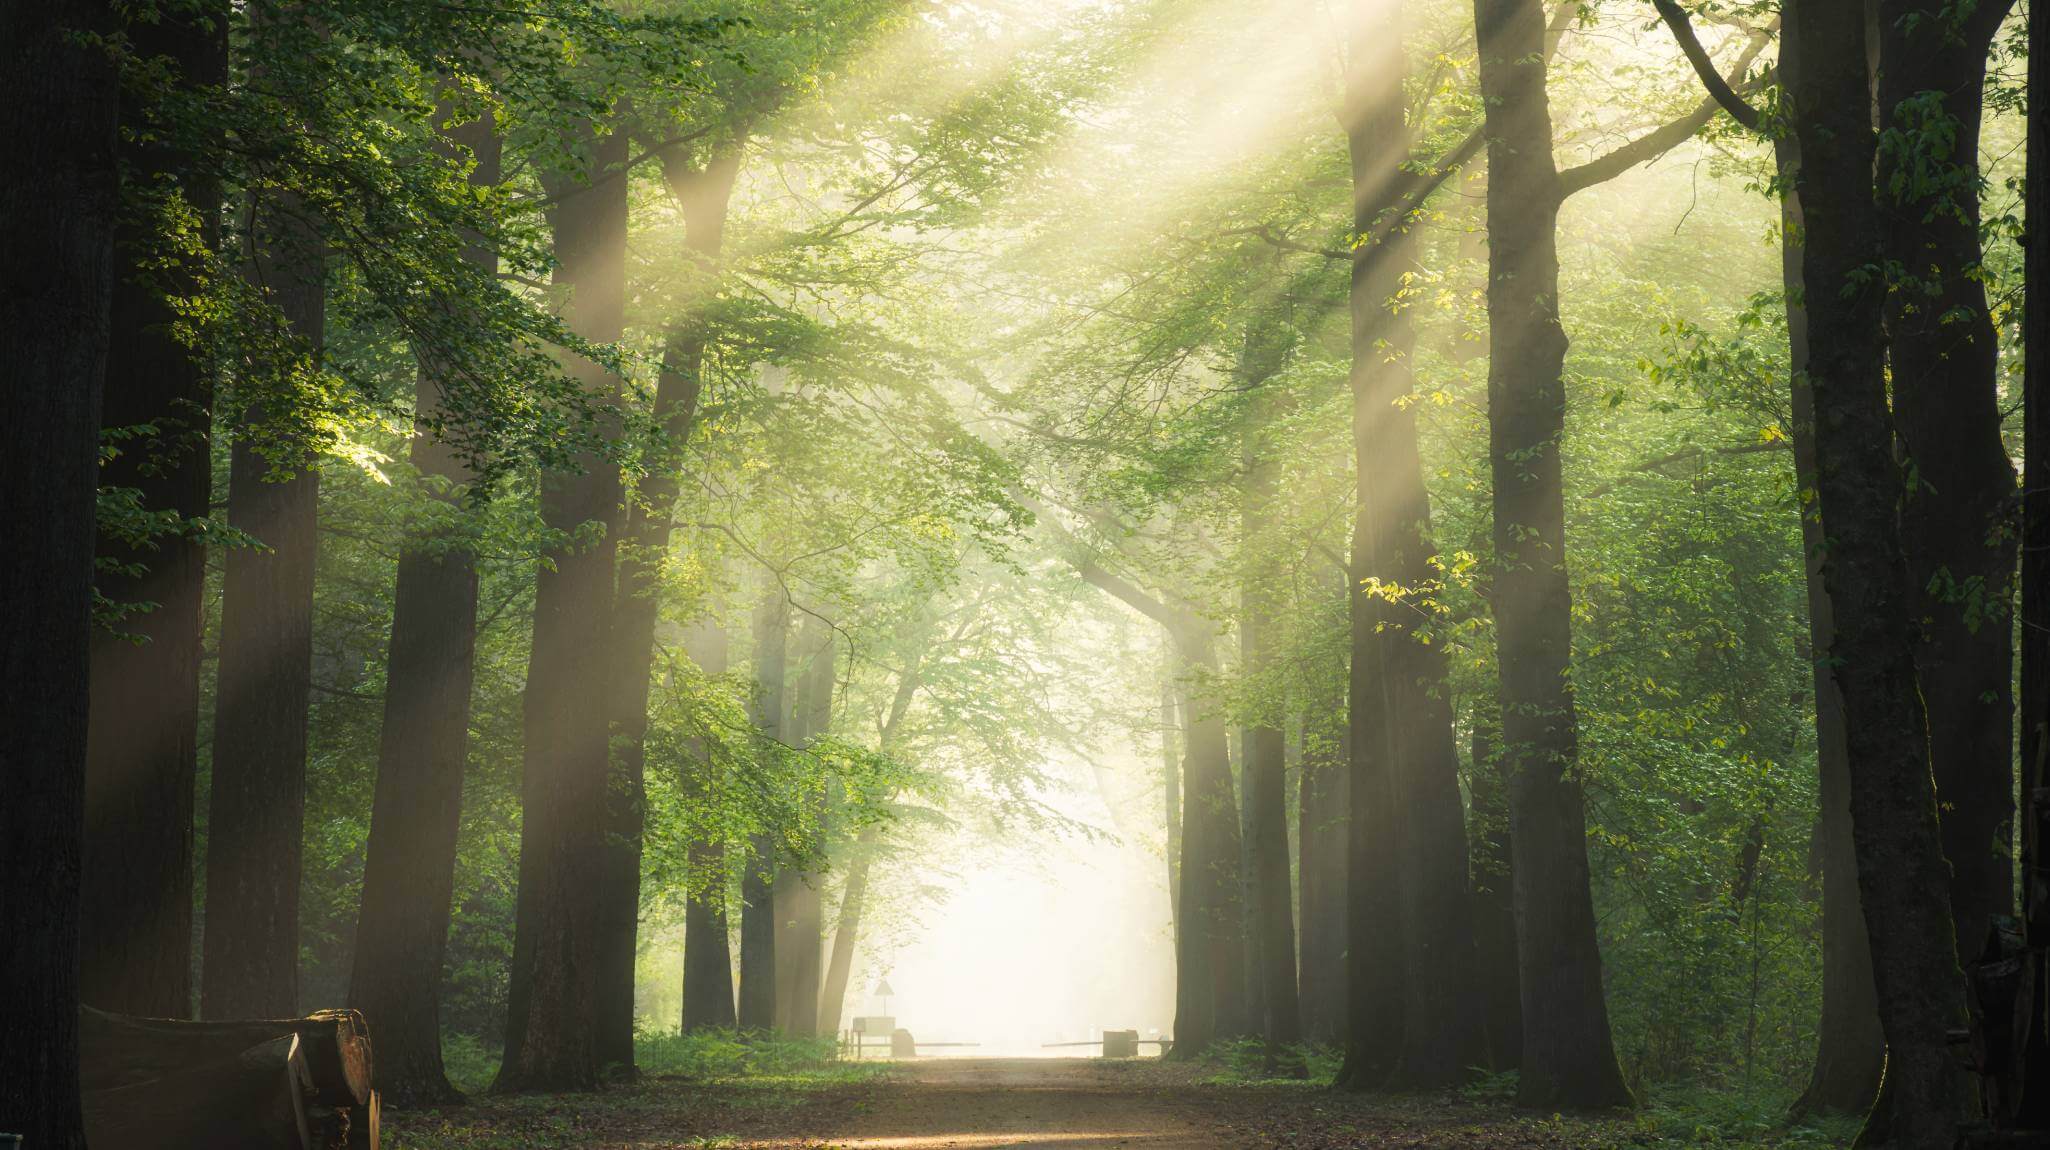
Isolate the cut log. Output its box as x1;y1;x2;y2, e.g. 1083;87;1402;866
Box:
82;1006;373;1108
80;1008;378;1150
83;1033;314;1150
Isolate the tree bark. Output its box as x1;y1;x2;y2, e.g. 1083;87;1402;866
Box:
1775;63;1885;1111
1339;0;1489;1088
1471;0;1632;1106
204;187;327;1023
0;2;118;1144
2017;0;2050;1122
774;618;832;1037
348;106;499;1108
682;618;739;1031
739;581;790;1032
1239;319;1304;1067
497;121;629;1093
594;141;742;1075
81;0;225;1020
1784;2;1970;1141
1879;0;2020;966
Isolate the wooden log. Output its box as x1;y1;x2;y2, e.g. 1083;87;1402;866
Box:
83;1032;314;1150
82;1006;373;1108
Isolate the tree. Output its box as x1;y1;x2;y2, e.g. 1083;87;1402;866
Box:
0;1;119;1145
349;105;500;1107
1782;0;1969;1139
498;119;630;1092
81;0;226;1019
739;579;791;1032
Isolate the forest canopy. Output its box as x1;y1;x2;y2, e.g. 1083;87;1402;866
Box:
2;0;2046;1148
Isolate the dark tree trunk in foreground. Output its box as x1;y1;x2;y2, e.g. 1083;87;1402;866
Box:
682;618;739;1031
81;0;225;1020
1165;670;1185;943
349;108;499;1108
1295;693;1347;1047
0;2;118;1144
1784;4;1969;1142
1340;0;1487;1087
204;194;327;1023
1175;631;1250;1054
739;582;790;1032
594;142;741;1076
1468;722;1523;1071
498;122;629;1093
1775;81;1885;1115
1239;321;1303;1067
1472;0;1631;1105
1879;0;2020;965
2016;0;2050;1117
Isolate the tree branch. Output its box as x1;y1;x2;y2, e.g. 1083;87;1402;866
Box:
1653;0;1765;130
1556;27;1771;198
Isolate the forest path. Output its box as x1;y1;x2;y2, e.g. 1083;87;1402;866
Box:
818;1058;1213;1149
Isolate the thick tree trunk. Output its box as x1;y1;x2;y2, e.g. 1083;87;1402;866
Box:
594;142;741;1075
820;847;872;1039
1776;96;1885;1114
1468;722;1522;1071
348;108;499;1108
1164;670;1184;942
1471;0;1631;1106
1239;322;1304;1066
2018;0;2050;1122
497;122;629;1093
682;618;738;1032
739;583;790;1032
204;190;327;1023
1878;0;2020;965
81;0;225;1020
0;2;119;1144
1339;0;1488;1087
1784;5;1970;1143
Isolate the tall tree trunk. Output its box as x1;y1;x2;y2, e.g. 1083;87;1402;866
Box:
0;2;118;1143
739;582;790;1032
497;121;629;1092
1878;0;2020;965
774;618;832;1036
1339;0;1488;1087
348;107;499;1108
594;142;742;1075
2015;0;2050;1116
820;840;874;1038
1776;74;1885;1112
682;617;739;1031
1784;4;1969;1141
1468;720;1522;1071
1239;321;1303;1066
1164;667;1184;942
1471;0;1631;1106
204;189;326;1023
1168;627;1248;1056
81;0;225;1019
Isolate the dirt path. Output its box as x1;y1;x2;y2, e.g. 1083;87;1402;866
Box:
820;1058;1213;1149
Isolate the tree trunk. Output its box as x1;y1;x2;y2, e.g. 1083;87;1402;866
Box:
204;188;327;1023
1239;320;1303;1067
1169;627;1248;1056
1879;0;2020;965
774;618;832;1037
497;121;629;1093
1784;4;1970;1141
2017;0;2050;1123
0;2;118;1143
1164;668;1184;942
594;142;742;1076
348;107;499;1109
739;582;790;1032
1775;84;1885;1113
820;846;872;1039
81;0;225;1020
682;618;738;1032
1471;0;1632;1106
1468;721;1522;1071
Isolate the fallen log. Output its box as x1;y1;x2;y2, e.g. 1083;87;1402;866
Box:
80;1008;378;1150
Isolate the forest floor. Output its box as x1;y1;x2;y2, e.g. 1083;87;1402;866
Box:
384;1056;1858;1150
